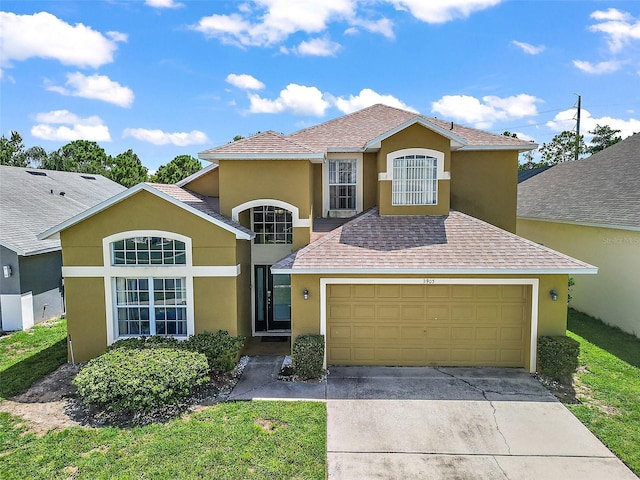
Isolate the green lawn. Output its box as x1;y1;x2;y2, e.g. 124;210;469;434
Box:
0;401;326;480
0;318;68;400
566;308;640;476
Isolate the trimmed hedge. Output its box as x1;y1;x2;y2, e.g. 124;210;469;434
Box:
106;336;180;351
537;335;580;381
73;348;209;413
292;334;324;380
183;331;245;374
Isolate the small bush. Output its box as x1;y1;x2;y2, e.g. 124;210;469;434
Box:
106;336;180;351
74;348;209;413
183;331;245;373
292;334;324;380
537;335;580;381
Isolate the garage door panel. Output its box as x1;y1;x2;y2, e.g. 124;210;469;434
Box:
327;283;530;367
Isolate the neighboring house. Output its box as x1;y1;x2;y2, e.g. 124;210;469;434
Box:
0;166;125;331
518;133;640;337
41;104;596;372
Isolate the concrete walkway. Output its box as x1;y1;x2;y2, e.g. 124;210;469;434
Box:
229;358;638;479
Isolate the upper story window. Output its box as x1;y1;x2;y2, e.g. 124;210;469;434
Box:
253;206;293;244
329;159;356;210
392;154;438;206
112;237;187;265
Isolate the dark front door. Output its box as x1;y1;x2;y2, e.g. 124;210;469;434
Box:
254;265;291;332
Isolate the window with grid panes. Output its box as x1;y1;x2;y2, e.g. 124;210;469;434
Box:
392;154;437;205
112;237;186;265
252;206;293;244
329;159;356;210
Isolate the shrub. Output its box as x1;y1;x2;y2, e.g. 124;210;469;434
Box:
183;331;245;373
73;348;209;413
292;334;324;380
537;335;580;381
106;336;180;351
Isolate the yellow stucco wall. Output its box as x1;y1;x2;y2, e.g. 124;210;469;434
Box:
377;124;452;216
312;163;322;217
450;150;518;232
181;166;219;197
518;219;639;336
363;153;378;210
60;189;250;361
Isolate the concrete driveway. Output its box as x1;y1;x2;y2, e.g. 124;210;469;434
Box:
326;366;638;480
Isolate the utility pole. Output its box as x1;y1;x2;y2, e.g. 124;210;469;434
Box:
575;94;581;161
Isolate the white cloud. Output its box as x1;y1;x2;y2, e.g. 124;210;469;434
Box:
351;17;395;39
546;108;640;139
123;128;209;146
431;94;541;128
46;72;134;107
573;60;622;75
0;12;125;71
389;0;501;24
512;40;545;55
333;88;416;114
588;8;640;53
226;73;265;90
31;110;111;142
249;83;330;116
145;0;184;8
290;37;342;56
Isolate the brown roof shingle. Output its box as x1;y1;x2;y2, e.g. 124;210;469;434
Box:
272;208;595;273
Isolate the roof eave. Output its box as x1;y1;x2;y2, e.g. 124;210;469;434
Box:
198;152;325;161
517;216;640;232
364;117;469;151
271;267;598;275
458;143;538;152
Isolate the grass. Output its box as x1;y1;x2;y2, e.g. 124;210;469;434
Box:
0;318;68;400
0;401;326;480
565;308;640;475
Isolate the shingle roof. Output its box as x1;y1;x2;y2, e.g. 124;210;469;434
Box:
518;133;640;229
517;166;552;184
272;208;596;274
148;183;254;237
199;104;534;158
0;166;125;255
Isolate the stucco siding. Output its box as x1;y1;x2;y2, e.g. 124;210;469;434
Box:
182;167;219;197
518;219;639;336
65;276;107;361
19;251;64;322
451;150;518;232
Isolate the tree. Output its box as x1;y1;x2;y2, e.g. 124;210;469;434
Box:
502;131;549;170
588;124;621;155
109;149;149;187
0;131;29;167
152;154;202;184
44;140;112;174
539;131;586;165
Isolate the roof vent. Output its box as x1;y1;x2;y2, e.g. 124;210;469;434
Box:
81;175;96;180
59;191;66;196
26;170;47;176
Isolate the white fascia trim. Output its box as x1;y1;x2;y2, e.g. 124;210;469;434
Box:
364;117;468;151
271;267;598;275
517;216;640;232
378;148;450;182
199;153;325;161
231;199;311;228
458;144;538;152
22;246;63;256
38;183;252;241
176;162;218;187
62;265;241;278
319;277;540;373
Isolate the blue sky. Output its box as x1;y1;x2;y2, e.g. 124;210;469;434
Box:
1;0;639;171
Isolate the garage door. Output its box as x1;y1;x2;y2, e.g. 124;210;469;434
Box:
326;283;530;367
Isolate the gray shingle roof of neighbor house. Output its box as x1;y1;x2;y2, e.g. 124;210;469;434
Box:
39;182;254;242
0;166;126;256
272;208;597;274
199;104;536;159
518;133;640;230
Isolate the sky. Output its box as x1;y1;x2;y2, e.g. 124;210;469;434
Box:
1;0;639;171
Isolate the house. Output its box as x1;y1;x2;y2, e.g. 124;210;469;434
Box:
40;104;596;371
517;133;640;337
0;166;125;331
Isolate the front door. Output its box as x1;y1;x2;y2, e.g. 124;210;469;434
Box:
254;265;291;332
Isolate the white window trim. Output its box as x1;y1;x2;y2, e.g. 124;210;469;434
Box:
231;199;311;228
379;148;450;182
323;156;364;216
319;277;539;373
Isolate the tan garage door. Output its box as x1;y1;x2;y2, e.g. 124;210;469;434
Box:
327;283;530;367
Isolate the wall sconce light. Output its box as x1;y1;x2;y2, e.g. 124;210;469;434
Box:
2;265;11;278
550;289;558;301
303;289;309;300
